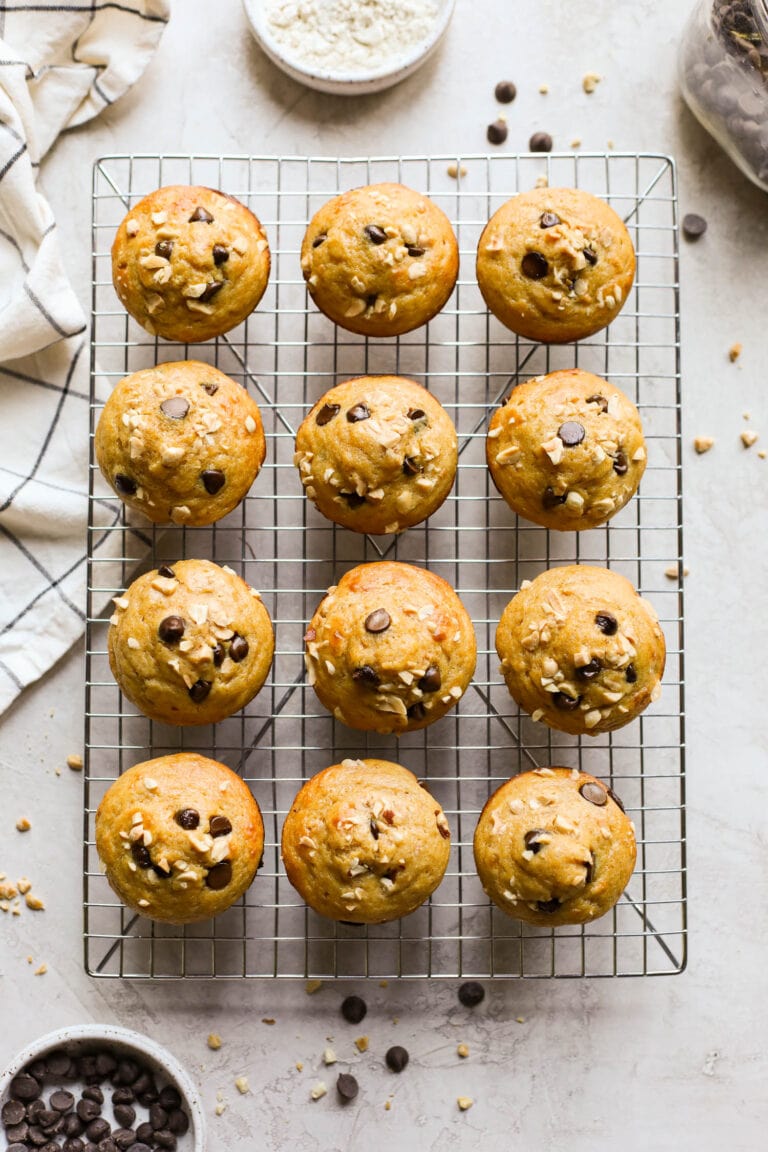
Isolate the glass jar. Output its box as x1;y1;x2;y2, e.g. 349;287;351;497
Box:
679;0;768;192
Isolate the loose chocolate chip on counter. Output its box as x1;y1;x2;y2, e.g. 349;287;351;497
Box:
205;862;232;890
158;615;185;644
11;1075;41;1102
407;408;426;421
402;455;422;476
229;635;249;663
458;981;485;1008
130;842;151;869
212;643;225;666
336;1074;359;1102
369;818;379;839
346;403;370;423
487;119;508;145
583;246;598;265
340;995;367;1024
364;224;387;244
114;474;137;496
188;679;212;703
576;658;602;680
188;206;213;223
595;611;618;635
166;1110;189;1136
552;691;581;710
112;1106;135;1130
199;281;224;303
579;781;608;807
529;131;553;152
540;211;561;228
558;421;586;447
212;244;229;265
364;609;391;633
316;402;340;426
50;1091;75;1114
113;1128;138;1150
3;1100;27;1125
682;213;707;240
385;1046;409;1073
613;450;629;476
210;815;232;837
201;469;226;495
524;829;547;854
85;1119;110;1142
352;664;380;686
536;898;560;913
63;1140;86;1152
407;702;427;722
521;251;548;279
608;787;626;813
160;397;190;420
625;663;638;684
83;1087;105;1105
542;486;566;509
312;233;327;248
495;79;517;103
153;1130;177;1149
156;565;175;580
418;665;442;693
586;394;608;412
175;808;200;830
154;239;173;259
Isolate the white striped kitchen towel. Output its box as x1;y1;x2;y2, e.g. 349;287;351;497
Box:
0;1;169;713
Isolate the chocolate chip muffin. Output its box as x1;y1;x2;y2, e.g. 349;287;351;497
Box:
95;360;266;526
281;758;451;924
294;375;457;534
108;559;274;726
473;767;636;926
476;187;635;343
496;565;665;735
305;562;477;733
96;753;264;924
112;185;270;342
301;183;459;337
487;369;646;530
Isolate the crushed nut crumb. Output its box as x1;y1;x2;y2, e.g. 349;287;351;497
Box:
457;1043;470;1058
234;1076;250;1095
25;893;45;911
741;430;758;448
447;162;467;179
457;1096;474;1111
729;342;742;362
583;71;601;93
15;817;31;832
693;436;714;454
354;1036;369;1053
207;1033;222;1050
67;754;83;771
323;1047;337;1065
310;1082;327;1101
538;83;549;93
34;962;47;975
664;564;689;579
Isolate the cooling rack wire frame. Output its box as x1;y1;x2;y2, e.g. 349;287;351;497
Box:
85;152;686;980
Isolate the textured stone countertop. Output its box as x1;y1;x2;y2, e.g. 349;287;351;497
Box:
1;1;766;1148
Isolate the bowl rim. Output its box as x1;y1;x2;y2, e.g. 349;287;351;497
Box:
243;0;456;85
0;1024;206;1151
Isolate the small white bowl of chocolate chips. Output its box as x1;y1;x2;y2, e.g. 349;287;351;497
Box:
0;1024;205;1152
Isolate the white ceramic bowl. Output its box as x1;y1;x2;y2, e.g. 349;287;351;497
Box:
244;0;455;95
0;1025;206;1151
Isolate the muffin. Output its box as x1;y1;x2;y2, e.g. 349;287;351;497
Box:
487;369;646;530
112;185;270;342
300;182;459;337
305;562;477;734
108;559;274;726
281;758;450;923
95;360;266;526
96;753;264;924
476;187;635;343
294;375;457;534
495;565;665;735
473;767;636;926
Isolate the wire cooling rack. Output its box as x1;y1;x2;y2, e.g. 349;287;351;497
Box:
85;153;686;979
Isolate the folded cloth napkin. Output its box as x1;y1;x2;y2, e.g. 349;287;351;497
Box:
0;1;169;713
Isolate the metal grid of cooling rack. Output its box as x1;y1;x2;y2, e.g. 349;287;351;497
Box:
85;152;686;980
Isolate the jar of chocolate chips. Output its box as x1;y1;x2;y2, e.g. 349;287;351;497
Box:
680;1;768;191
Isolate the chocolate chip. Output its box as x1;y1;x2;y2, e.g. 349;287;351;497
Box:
130;842;151;868
529;131;553;152
83;1088;104;1105
156;565;175;580
586;394;608;412
583;246;598;265
579;781;608;807
200;382;220;400
418;665;441;693
352;664;380;686
682;213;707;240
406;245;426;258
28;1061;49;1082
487;119;508;144
521;251;548;279
458;981;485;1007
212;643;225;666
85;1119;110;1142
157;1089;181;1113
112;1106;135;1130
407;702;427;722
28;1126;49;1146
311;232;328;250
407;408;425;421
188;679;211;703
158;615;184;644
39;1108;60;1129
625;663;638;683
342;492;366;508
50;1091;75;1114
154;239;173;259
346;403;370;423
175;808;199;830
135;1125;154;1143
552;691;581;710
613;450;629;476
148;1105;167;1131
76;1101;101;1125
63;1115;84;1137
206;862;232;889
576;658;602;681
542;486;566;509
369;818;379;839
402;455;423;476
153;1131;176;1150
340;995;367;1024
384;1046;409;1073
6;1144;29;1152
113;1128;137;1149
336;1074;358;1102
595;612;618;635
160;397;189;420
110;1089;133;1107
11;1075;41;1102
495;80;517;103
40;1144;62;1152
364;608;390;633
608;787;626;813
199;281;223;303
210;815;232;837
188;206;213;223
201;469;225;494
63;1140;85;1152
366;293;378;308
540;211;561;228
132;1146;152;1152
536;898;560;913
118;1062;140;1088
132;1075;155;1101
98;1140;119;1152
558;420;585;447
6;1123;29;1143
524;829;547;854
364;224;387;244
584;856;594;884
114;473;136;496
3;1100;27;1125
229;634;249;662
315;402;340;426
166;1111;188;1136
212;244;229;265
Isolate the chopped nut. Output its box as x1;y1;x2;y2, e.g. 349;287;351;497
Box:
310;1082;327;1101
538;83;549;94
125;218;139;237
457;1043;470;1058
323;1047;337;1065
15;817;31;832
16;877;31;895
582;71;601;93
729;342;742;362
447;162;467;179
261;1018;276;1025
25;893;45;911
664;564;689;579
570;138;582;148
207;1033;222;1050
741;430;758;448
354;1036;369;1053
34;963;47;976
234;1076;250;1095
693;436;714;454
295;1062;304;1072
306;978;323;994
67;753;83;771
457;1096;474;1111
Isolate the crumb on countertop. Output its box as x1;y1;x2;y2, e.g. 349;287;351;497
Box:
34;962;47;975
67;754;83;771
447;162;467;179
16;817;31;832
665;564;690;580
457;1043;470;1058
583;72;601;93
207;1033;222;1050
729;342;742;362
305;979;323;994
234;1076;250;1095
354;1036;369;1053
457;1096;474;1111
741;430;758;448
693;435;715;454
310;1081;327;1101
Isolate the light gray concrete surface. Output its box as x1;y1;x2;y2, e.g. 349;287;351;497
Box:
2;1;767;1148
